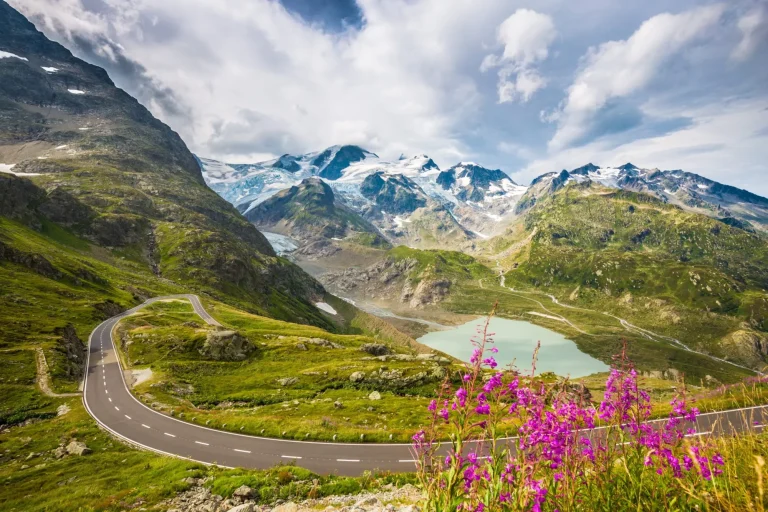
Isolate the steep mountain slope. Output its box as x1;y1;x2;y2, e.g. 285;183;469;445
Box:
495;180;768;369
0;1;362;374
243;177;388;250
519;163;768;231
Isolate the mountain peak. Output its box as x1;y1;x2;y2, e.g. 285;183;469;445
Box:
618;162;638;171
571;163;600;175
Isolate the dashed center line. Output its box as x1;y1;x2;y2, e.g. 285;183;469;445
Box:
108;397;112;402
114;406;119;411
164;433;176;438
234;449;251;454
195;441;209;446
399;459;417;463
142;424;150;429
124;415;132;420
337;459;360;462
281;455;302;459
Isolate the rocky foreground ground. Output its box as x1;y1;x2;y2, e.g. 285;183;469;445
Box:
163;481;421;512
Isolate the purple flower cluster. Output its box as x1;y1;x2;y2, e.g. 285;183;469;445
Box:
412;313;726;511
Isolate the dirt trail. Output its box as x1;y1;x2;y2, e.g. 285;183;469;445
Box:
35;347;81;398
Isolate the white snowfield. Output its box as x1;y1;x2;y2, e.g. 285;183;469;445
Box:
315;302;338;315
68;89;86;95
41;66;59;73
0;50;27;61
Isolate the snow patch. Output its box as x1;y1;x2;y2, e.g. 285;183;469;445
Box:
68;89;86;95
0;51;27;61
315;302;338;315
0;163;44;177
262;232;298;255
55;145;69;150
41;66;59;73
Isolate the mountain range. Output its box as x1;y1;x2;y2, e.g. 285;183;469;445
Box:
199;147;768;252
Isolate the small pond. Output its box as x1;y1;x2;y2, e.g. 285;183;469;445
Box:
417;317;609;378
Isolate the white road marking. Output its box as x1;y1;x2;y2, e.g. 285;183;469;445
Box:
164;433;176;438
234;449;251;453
125;415;132;420
195;441;209;446
754;424;766;428
115;406;119;411
399;459;417;463
142;424;150;429
337;459;360;462
281;455;302;459
105;390;108;394
108;397;112;402
684;431;711;437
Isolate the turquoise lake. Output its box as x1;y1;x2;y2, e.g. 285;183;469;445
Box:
417;317;609;378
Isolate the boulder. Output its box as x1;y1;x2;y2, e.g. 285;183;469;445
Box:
349;371;366;383
277;377;298;387
52;446;67;459
56;404;71;416
360;343;391;356
368;391;382;400
200;330;254;361
227;504;253;512
232;485;254;499
65;441;91;456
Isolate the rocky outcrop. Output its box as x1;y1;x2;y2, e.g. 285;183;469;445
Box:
401;279;451;309
719;329;768;369
54;324;86;380
161;479;421;512
360;343;392;356
199;330;254;361
0;240;61;279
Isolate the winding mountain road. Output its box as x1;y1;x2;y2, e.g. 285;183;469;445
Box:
84;295;768;475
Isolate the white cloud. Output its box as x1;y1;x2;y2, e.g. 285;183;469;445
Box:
732;6;768;61
516;98;768;195
11;0;522;165
548;4;725;151
481;9;556;103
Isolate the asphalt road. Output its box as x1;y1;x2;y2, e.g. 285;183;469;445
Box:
83;295;768;476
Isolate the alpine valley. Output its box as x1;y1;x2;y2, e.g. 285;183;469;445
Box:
199;147;768;380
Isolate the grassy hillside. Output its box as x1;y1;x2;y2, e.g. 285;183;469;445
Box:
115;299;455;442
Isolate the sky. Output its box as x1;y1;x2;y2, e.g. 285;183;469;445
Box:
9;0;768;194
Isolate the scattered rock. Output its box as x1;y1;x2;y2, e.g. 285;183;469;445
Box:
233;485;254;499
349;371;365;383
296;343;307;351
200;330;254;361
227;504;254;512
65;441;91;456
277;377;299;387
52;446;67;459
360;343;391;356
56;404;71;416
271;503;299;512
334;400;344;409
368;391;382;400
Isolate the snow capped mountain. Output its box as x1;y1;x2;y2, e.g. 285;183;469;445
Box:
437;162;526;203
198;146;530;244
522;163;768;231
